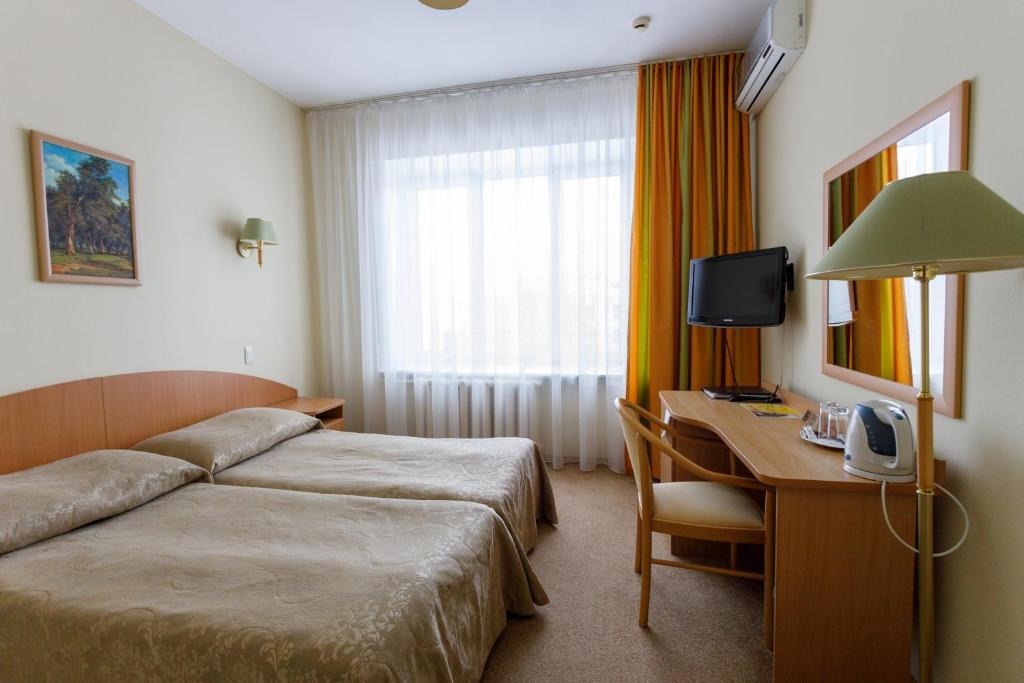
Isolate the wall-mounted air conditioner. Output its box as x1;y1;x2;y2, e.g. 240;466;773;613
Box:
735;0;806;115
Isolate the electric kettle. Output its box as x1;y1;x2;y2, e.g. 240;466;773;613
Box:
843;399;916;483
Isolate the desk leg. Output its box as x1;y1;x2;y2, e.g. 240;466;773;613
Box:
772;487;916;682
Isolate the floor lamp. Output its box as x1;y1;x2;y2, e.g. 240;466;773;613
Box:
806;171;1024;682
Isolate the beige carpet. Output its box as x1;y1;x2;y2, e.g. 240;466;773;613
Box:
482;467;772;682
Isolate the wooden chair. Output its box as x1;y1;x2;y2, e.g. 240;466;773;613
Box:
614;397;775;649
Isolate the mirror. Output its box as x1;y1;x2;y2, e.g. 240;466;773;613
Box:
822;82;969;418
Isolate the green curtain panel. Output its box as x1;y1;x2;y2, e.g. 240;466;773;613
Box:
828;147;912;384
626;54;758;476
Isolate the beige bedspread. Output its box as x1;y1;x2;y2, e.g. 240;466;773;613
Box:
0;483;543;682
215;431;558;552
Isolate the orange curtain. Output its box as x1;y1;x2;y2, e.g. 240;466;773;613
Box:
626;54;759;476
829;148;912;384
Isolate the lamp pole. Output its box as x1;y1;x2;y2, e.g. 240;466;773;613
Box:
912;264;937;683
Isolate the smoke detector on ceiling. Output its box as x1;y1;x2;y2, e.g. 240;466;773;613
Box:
632;16;651;32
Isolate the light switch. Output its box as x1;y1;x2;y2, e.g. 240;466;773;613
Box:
244;346;255;365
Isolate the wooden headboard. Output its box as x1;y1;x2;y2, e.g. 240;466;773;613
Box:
0;371;297;474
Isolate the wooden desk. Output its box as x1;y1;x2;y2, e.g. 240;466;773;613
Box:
661;389;938;683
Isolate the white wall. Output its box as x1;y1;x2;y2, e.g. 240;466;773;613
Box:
757;0;1024;679
0;0;318;396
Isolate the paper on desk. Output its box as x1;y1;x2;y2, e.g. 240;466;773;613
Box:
742;403;801;418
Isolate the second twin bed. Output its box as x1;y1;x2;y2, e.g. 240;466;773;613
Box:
133;407;559;554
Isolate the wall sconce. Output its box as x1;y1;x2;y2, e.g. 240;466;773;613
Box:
236;218;277;268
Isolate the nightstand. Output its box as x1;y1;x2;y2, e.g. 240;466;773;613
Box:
270;397;345;431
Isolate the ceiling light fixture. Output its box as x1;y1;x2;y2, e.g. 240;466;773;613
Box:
419;0;470;9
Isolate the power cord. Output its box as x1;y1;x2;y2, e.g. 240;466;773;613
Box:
881;480;970;557
779;321;785;389
723;331;740;387
771;322;786;402
723;323;783;402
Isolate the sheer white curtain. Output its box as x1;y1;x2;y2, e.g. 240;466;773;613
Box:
309;72;636;471
898;113;949;388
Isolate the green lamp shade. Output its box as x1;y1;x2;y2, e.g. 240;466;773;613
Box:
240;218;278;245
807;171;1024;280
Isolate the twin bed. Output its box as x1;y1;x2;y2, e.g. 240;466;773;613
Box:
132;407;557;555
0;371;558;682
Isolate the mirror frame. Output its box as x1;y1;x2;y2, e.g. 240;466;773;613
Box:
820;81;970;418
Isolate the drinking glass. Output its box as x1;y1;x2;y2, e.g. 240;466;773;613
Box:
817;401;831;439
830;406;850;442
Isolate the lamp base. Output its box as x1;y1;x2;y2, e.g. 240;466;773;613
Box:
237;241;254;258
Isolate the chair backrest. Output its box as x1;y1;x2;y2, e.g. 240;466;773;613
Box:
615;397;654;518
616;397;770;496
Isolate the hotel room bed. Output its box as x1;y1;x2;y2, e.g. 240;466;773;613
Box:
133;408;559;553
0;451;545;682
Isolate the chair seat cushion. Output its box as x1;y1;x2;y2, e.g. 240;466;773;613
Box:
652;481;764;530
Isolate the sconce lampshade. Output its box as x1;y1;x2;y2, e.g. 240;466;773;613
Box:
240;218;278;245
238;218;277;268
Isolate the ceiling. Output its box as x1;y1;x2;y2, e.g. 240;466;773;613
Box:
134;0;770;108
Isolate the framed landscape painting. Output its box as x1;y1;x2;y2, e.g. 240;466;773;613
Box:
30;131;140;285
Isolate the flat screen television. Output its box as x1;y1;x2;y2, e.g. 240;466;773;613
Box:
687;247;790;328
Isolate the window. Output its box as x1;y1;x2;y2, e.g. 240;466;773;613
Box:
377;141;631;378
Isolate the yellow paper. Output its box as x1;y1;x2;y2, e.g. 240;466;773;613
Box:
742;403;801;418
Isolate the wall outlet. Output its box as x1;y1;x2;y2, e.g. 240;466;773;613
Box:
243;346;255;365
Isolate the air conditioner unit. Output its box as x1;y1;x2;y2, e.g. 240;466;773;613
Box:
735;0;806;114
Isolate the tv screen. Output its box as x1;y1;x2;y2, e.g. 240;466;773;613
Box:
687;247;789;328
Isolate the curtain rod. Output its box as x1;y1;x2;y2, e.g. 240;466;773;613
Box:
304;50;741;112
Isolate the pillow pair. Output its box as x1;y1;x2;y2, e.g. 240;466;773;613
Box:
0;407;320;557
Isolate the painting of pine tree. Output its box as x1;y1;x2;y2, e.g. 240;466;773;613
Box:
31;132;139;284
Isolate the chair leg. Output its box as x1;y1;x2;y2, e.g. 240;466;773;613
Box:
764;490;776;651
639;520;652;628
634;510;642;574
